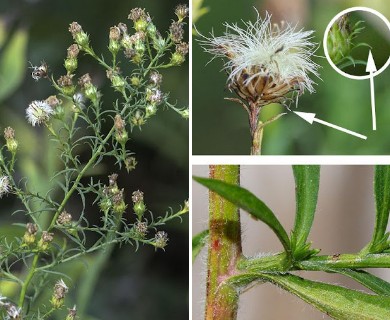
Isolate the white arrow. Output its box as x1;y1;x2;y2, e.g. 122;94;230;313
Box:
366;50;377;130
294;111;367;140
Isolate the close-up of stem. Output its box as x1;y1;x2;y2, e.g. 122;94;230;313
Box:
193;165;390;319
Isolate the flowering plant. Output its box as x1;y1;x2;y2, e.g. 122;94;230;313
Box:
0;4;188;319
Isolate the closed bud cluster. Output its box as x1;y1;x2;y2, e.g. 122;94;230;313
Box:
132;190;146;220
130;110;146;128
69;22;89;47
51;279;68;309
0;175;11;198
4;127;18;153
78;73;99;103
169;21;184;43
175;4;189;22
154;231;168;250
57;210;72;226
23;222;38;245
114;114;128;145
132;221;148;239
65;44;80;74
170;42;189;66
57;74;76;96
124;157;137;172
38;231;54;251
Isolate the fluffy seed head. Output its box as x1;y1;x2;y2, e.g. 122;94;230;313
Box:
26;100;54;126
0;175;11;198
199;11;319;106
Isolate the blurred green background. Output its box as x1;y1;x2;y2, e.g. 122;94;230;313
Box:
193;0;390;155
0;0;188;319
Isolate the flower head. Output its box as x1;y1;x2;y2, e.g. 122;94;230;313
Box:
26;100;54;126
199;11;319;106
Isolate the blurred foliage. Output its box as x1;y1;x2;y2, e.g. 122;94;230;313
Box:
0;0;188;319
193;0;390;154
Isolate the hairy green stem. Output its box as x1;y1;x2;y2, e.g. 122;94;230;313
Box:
18;254;39;307
205;165;241;320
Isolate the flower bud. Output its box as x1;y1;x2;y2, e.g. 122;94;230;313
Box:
132;221;148;239
130;76;141;87
145;104;157;118
109;26;122;55
69;22;89;47
107;69;126;93
132;190;145;219
23;223;38;245
38;231;54;251
51;279;68;309
78;73;99;103
112;189;126;215
124;157;137;172
57;74;76;96
130;110;146;127
180;108;189;119
4;127;18;153
154;231;168;250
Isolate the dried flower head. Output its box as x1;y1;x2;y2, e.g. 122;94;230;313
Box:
149;71;162;86
45;95;61;108
170;21;184;43
66;305;77;320
26;100;54;126
26;223;38;235
67;44;80;58
175;4;189;22
132;190;144;203
57;210;72;225
54;279;68;299
199;11;319;106
154;230;168;250
128;8;147;22
4;127;15;140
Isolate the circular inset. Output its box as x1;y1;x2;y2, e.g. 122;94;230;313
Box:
323;7;390;80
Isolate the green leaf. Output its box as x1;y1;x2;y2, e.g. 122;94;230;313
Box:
192;229;208;262
334;269;390;296
261;273;390;320
0;28;28;103
193;176;291;254
367;166;390;253
291;165;320;259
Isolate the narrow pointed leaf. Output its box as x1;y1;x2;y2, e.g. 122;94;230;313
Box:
193;176;290;253
334;269;390;296
192;229;209;262
261;273;390;320
369;166;390;252
291;165;320;258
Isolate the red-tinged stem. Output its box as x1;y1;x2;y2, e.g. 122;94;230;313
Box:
205;165;242;320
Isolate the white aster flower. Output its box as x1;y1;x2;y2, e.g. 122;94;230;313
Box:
26;100;54;126
0;175;11;198
199;11;319;107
